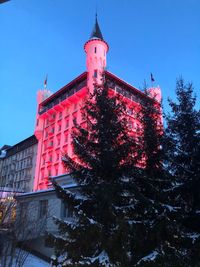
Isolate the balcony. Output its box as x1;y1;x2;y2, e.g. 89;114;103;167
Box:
49;129;55;136
46;160;52;167
47;141;54;149
39;79;87;115
49;114;56;122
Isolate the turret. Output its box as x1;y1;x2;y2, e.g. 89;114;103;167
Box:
34;87;52;140
148;87;162;102
84;15;109;91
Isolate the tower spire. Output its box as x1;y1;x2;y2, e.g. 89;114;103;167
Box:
90;13;104;40
84;14;109;91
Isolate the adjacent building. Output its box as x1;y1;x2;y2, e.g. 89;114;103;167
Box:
0;135;38;193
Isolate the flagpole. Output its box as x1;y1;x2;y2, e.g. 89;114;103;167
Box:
150;73;155;88
44;74;48;89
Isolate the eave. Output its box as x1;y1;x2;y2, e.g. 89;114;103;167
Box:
40;71;87;108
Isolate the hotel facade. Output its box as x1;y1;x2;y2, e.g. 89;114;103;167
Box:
33;16;161;191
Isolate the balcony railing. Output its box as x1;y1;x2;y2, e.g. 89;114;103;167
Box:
39;79;87;115
107;79;145;105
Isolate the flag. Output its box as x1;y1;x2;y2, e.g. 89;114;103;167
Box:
150;73;155;82
44;75;48;88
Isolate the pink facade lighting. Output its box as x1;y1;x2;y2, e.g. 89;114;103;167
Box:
33;16;161;191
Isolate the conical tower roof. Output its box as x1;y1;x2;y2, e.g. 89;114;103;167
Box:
90;14;103;40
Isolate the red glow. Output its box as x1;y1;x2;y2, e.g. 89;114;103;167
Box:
33;37;162;191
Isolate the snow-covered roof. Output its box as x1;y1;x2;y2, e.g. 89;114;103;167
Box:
16;182;77;199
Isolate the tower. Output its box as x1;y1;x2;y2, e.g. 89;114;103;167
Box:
34;88;53;190
32;15;162;191
84;15;109;91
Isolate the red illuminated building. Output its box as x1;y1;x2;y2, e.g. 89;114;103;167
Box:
34;16;161;191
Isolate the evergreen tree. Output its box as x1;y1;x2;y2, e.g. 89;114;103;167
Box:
140;88;163;176
48;79;191;266
164;78;200;265
49;79;142;266
133;89;188;266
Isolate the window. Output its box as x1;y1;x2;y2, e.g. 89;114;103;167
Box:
0;210;3;223
94;70;97;78
62;201;74;218
49;141;53;147
48;169;51;176
73;117;77;125
51;127;54;134
128;120;133;130
38;200;48;218
65;120;69;129
94;47;97;53
20;202;28;219
127;108;133;116
11;207;16;222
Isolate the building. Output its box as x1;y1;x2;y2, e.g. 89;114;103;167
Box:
15;174;76;258
33;16;161;191
0;135;38;193
2;16;163;260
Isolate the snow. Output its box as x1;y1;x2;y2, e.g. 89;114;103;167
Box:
162;204;179;212
128;220;143;224
86;251;114;266
97;251;111;265
16;183;77;199
187;232;200;243
8;251;50;267
88;217;97;224
137;250;159;264
20;254;50;267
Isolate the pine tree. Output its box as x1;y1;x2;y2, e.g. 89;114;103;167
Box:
132;88;188;266
164;78;200;265
140;88;163;176
51;80;183;266
49;79;142;266
48;78;194;266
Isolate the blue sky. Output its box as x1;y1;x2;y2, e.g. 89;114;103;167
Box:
0;0;200;147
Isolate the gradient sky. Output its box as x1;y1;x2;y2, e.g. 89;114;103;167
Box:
0;0;200;147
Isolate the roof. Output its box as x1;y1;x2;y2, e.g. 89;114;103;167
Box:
90;14;104;40
3;135;38;158
105;71;147;99
16;183;78;199
38;70;153;116
40;72;87;108
0;145;11;151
